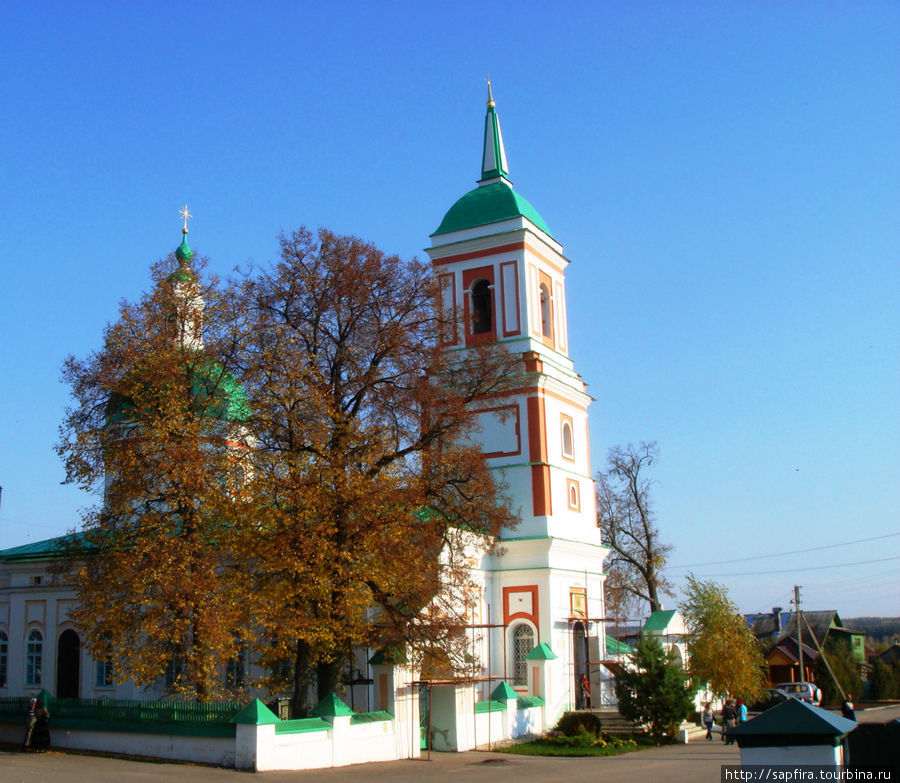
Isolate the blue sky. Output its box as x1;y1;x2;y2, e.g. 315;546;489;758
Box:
1;1;897;618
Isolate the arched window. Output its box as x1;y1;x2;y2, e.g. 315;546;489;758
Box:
567;480;580;510
561;419;574;459
471;279;493;335
539;283;553;340
26;629;42;686
511;623;535;686
0;630;7;688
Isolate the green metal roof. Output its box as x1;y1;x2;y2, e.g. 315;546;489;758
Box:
174;236;194;265
524;642;557;661
432;86;552;238
481;82;509;181
728;698;856;747
368;646;408;666
310;692;354;718
231;699;279;725
605;635;634;656
642;609;678;632
0;532;86;562
433;181;551;237
106;358;250;425
491;681;519;701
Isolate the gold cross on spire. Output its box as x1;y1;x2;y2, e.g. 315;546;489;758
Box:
179;204;193;235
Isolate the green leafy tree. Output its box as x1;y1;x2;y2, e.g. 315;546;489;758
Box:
680;575;766;701
615;636;696;743
868;659;899;700
815;638;863;707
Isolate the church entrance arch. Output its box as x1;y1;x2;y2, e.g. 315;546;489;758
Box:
56;629;80;699
572;621;589;709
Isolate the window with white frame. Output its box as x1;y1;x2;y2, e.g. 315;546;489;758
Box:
94;659;114;687
26;629;42;686
511;623;535;686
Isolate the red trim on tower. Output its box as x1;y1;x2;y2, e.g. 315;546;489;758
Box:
431;242;525;267
526;396;552;516
503;585;539;626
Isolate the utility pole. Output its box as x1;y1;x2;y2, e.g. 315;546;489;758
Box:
794;585;804;681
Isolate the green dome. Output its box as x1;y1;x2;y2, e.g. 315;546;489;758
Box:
106;358;250;425
432;181;552;238
175;237;194;264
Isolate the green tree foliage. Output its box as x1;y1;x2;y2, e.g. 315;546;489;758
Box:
57;255;250;700
868;659;899;700
595;442;672;618
614;636;696;743
680;575;766;702
815;638;863;707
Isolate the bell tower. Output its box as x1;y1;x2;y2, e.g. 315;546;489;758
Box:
427;85;609;712
427;84;599;546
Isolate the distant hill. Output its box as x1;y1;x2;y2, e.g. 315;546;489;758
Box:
845;617;900;644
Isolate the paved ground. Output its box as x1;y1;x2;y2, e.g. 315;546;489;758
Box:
0;706;895;783
0;740;742;783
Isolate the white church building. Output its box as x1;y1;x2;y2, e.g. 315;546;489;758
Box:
0;87;612;754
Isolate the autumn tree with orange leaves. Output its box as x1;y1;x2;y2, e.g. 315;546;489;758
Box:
58;228;517;708
232;228;518;714
57;253;253;700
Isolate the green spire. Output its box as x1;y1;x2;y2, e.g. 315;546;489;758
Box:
480;80;509;182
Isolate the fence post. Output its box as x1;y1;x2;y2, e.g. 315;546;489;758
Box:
231;699;279;771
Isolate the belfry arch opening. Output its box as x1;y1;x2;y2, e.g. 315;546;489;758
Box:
470;279;493;335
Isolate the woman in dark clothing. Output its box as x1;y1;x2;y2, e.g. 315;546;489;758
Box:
30;699;50;752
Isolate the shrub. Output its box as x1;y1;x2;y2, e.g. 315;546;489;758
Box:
555;711;603;737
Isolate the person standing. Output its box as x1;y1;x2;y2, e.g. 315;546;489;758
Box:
31;699;50;752
736;698;748;724
841;694;856;721
580;673;592;709
702;703;715;740
721;699;737;744
22;697;36;751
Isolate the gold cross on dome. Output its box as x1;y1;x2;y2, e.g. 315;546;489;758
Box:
179;204;193;234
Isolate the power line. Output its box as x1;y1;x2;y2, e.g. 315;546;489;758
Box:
668;531;900;570
690;554;900;578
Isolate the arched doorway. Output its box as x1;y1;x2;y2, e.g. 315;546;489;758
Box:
56;629;80;699
572;621;589;709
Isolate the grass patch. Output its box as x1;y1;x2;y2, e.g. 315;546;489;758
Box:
496;732;652;758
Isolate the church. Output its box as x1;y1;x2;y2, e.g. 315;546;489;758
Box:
0;86;611;739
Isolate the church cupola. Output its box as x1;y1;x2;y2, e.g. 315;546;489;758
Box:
432;83;552;240
168;205;203;351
